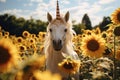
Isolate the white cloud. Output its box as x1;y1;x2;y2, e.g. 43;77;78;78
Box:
24;3;33;7
30;0;43;2
0;0;6;3
31;0;57;19
0;9;22;14
88;4;102;14
61;0;70;4
98;0;115;4
0;9;31;19
24;0;43;7
103;7;113;11
90;15;103;26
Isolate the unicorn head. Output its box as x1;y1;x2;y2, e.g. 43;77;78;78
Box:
47;0;71;51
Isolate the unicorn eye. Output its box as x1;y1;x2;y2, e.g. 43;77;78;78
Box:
49;28;52;32
64;28;67;32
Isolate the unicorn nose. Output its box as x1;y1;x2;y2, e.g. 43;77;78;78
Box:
53;39;61;45
53;39;62;51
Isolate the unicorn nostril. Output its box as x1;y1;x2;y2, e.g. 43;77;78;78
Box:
59;40;62;44
53;40;62;45
52;39;62;51
53;40;56;44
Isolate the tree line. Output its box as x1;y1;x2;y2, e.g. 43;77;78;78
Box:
0;14;48;36
0;13;111;36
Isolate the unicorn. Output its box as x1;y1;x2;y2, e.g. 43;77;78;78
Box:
44;0;79;79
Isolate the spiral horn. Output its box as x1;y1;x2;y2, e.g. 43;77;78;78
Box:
56;0;60;20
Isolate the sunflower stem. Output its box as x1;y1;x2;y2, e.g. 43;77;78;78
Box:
67;73;72;80
113;35;116;80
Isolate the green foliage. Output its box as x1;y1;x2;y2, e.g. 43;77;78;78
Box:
0;14;48;36
98;16;112;32
73;23;86;34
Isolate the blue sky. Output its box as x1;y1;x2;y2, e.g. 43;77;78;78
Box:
0;0;120;26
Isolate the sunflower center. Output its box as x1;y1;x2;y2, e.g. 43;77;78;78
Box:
17;38;22;43
20;46;25;51
87;39;99;51
23;32;28;37
63;62;73;69
117;12;120;22
30;39;34;43
114;26;120;36
0;46;11;65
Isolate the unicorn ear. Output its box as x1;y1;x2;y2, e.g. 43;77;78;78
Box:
47;12;52;22
64;11;69;22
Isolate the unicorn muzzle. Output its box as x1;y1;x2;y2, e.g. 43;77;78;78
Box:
52;39;62;51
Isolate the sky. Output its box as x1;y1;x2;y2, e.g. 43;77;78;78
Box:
0;0;120;26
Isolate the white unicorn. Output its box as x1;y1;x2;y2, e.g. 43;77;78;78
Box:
44;0;79;79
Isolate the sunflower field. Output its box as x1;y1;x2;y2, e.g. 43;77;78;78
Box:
0;8;120;80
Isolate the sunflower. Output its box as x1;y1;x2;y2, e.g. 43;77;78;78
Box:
29;38;35;44
0;38;18;73
31;55;46;70
3;35;9;39
58;57;80;74
114;26;120;36
102;31;108;38
32;70;61;80
0;26;2;31
81;34;106;58
93;27;101;35
18;44;27;51
40;45;44;53
38;32;46;38
82;29;92;35
111;8;120;24
16;70;61;80
22;31;30;38
115;49;120;60
4;32;9;36
30;34;36;38
15;55;55;80
16;37;23;43
0;32;3;37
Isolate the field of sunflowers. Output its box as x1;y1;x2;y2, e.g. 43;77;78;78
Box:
0;8;120;80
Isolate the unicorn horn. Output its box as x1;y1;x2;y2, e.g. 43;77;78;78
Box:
56;0;60;20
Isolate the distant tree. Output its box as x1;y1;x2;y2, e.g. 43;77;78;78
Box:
0;13;9;29
73;23;86;34
99;16;111;32
6;15;17;34
81;13;92;30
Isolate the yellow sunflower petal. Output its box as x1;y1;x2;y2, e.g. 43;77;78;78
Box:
0;38;18;73
111;8;120;24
